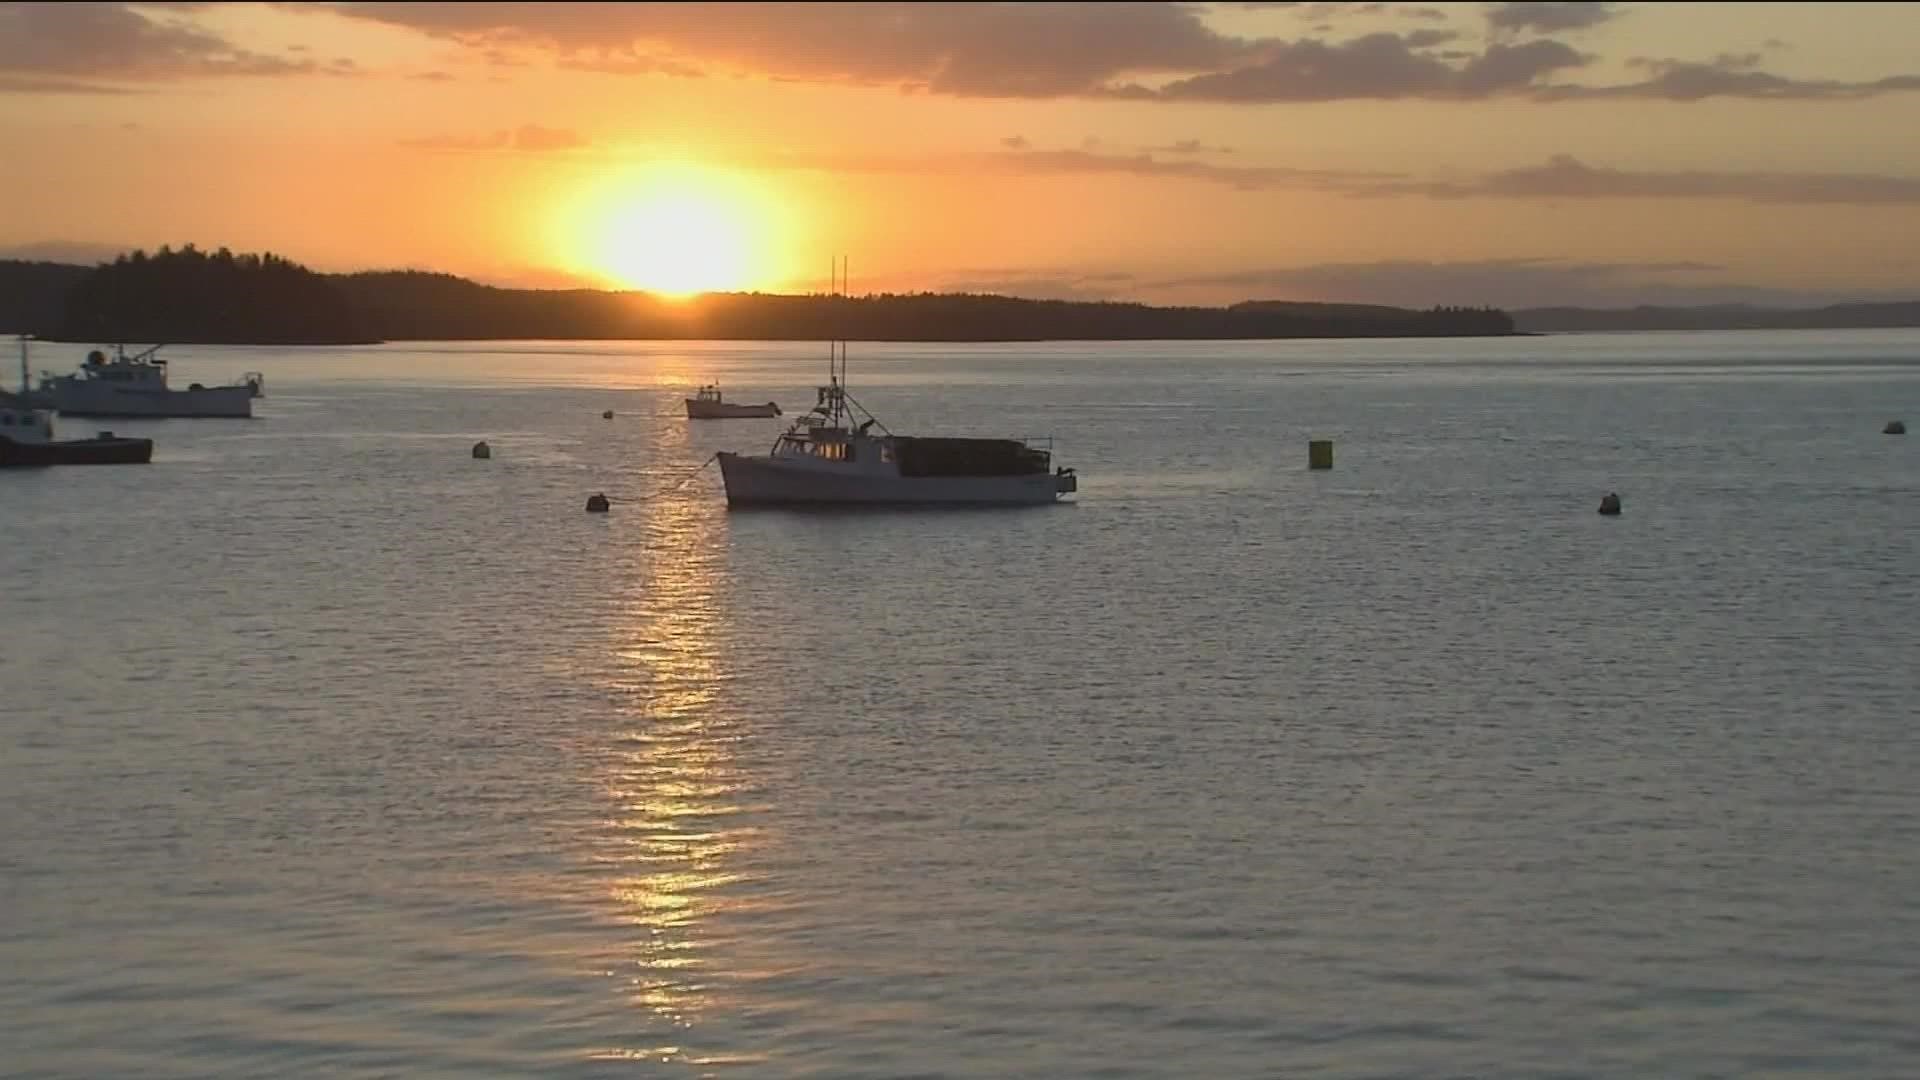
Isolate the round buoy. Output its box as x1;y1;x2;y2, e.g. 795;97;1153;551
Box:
586;493;611;513
1886;420;1906;435
1598;492;1622;516
603;410;614;420
472;440;491;459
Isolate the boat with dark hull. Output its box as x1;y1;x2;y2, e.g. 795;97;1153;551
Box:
0;405;152;467
716;261;1075;507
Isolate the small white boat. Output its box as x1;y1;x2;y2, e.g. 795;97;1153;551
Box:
716;345;1075;507
32;344;263;419
685;383;781;419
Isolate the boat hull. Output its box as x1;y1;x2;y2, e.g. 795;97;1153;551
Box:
0;434;154;467
686;400;781;419
39;383;254;419
718;452;1066;506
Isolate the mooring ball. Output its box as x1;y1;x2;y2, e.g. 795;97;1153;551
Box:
1598;492;1622;516
1885;420;1906;435
603;410;614;420
472;441;491;459
586;493;611;513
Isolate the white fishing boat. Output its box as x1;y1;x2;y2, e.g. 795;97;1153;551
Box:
716;261;1075;507
685;383;781;419
32;344;263;419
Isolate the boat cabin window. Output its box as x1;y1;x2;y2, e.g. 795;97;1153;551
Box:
879;443;893;464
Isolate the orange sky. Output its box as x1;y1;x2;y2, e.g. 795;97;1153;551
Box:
4;1;1920;307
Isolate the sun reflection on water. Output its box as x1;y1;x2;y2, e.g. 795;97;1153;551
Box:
593;475;757;1047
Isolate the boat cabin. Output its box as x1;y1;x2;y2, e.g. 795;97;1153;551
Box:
71;346;171;389
0;406;55;443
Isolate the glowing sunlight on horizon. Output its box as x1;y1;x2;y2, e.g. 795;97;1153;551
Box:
554;162;788;298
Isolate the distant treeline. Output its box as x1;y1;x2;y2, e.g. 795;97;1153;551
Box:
1514;302;1920;333
53;247;371;345
1;247;1521;344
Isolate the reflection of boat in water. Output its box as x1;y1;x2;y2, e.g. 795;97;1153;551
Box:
31;344;262;419
685;384;781;419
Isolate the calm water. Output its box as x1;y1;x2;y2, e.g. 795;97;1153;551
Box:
3;331;1917;1079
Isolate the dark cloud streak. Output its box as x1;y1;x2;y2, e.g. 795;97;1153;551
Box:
0;1;327;91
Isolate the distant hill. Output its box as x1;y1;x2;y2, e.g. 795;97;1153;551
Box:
1514;301;1920;333
0;251;1518;344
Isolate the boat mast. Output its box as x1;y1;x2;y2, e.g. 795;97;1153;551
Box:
828;254;849;428
17;335;27;397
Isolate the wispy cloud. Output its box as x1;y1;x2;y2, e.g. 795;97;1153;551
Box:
1542;62;1920;102
314;1;1260;97
1485;2;1619;37
0;1;334;92
1145;257;1895;309
402;123;589;152
1397;154;1920;204
1108;32;1589;102
303;1;1920;106
750;142;1920;209
1142;139;1236;155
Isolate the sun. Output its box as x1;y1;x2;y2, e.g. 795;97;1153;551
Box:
557;162;782;297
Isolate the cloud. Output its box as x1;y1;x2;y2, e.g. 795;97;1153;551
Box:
1001;134;1030;150
1399;154;1920;204
1544;62;1920;102
511;123;586;150
1143;257;1868;309
0;239;135;264
409;70;455;81
402;123;589;152
1005;148;1392;190
760;142;1920;210
303;1;1920;106
314;1;1260;97
1143;139;1236;154
1118;31;1587;102
934;270;1141;303
1484;2;1617;36
0;73;133;94
0;1;324;90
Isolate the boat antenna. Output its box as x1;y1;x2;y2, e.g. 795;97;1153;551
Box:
17;335;27;397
